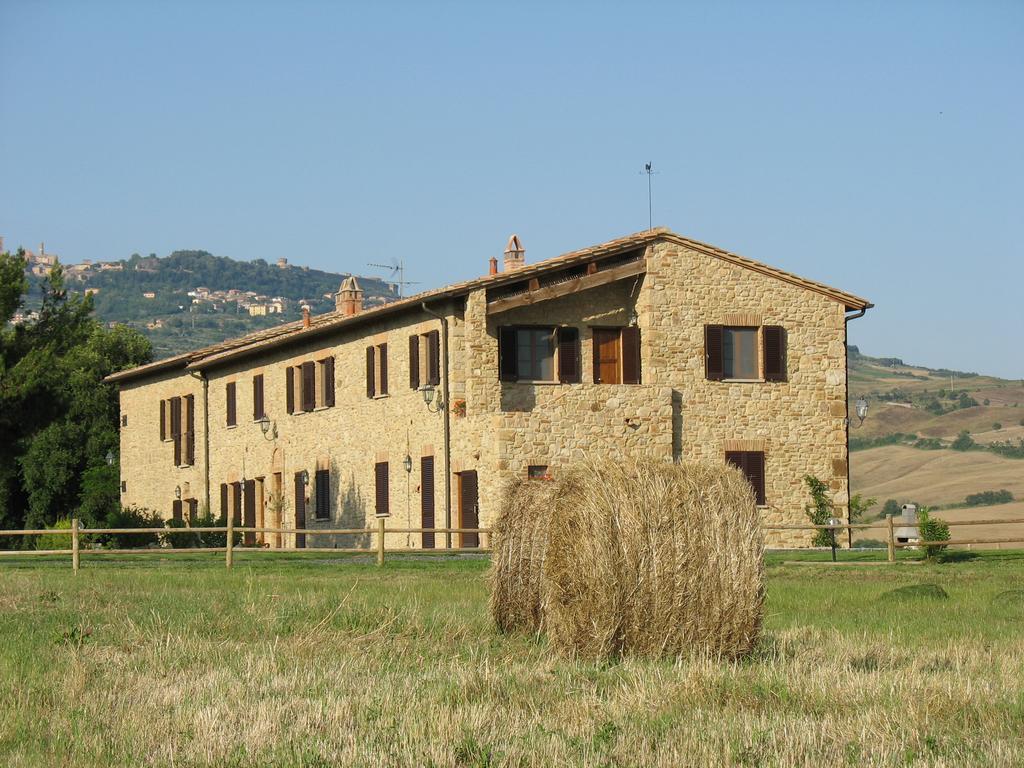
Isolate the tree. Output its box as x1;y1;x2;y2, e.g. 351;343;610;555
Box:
880;498;901;519
849;493;877;524
0;255;152;533
951;431;975;451
803;475;836;547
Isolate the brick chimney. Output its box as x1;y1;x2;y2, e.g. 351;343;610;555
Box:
488;256;498;276
335;276;364;316
503;234;525;272
301;305;311;328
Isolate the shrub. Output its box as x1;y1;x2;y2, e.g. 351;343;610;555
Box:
849;493;877;524
36;518;73;551
163;518;201;549
951;431;975;451
853;538;887;549
99;506;162;548
984;398;991;406
963;490;1014;507
917;507;950;561
803;475;836;547
988;439;1024;459
880;499;901;519
993;422;1002;431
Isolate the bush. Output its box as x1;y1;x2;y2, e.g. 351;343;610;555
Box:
988;439;1024;459
951;431;975;451
993;422;1002;431
853;538;887;549
880;499;901;519
984;398;991;406
917;507;950;561
36;518;73;551
963;490;1014;507
803;475;836;547
849;493;877;524
99;506;162;548
163;518;201;549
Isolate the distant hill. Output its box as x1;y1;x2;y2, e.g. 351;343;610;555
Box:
25;250;399;360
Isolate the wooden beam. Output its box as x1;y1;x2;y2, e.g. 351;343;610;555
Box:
487;259;645;315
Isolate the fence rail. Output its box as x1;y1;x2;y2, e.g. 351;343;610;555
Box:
2;514;1022;571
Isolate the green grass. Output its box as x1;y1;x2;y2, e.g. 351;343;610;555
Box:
1;551;1023;766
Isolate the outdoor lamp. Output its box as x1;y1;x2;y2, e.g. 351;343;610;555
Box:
258;414;277;440
421;384;444;413
300;469;309;486
174;485;182;500
403;454;413;473
105;450;115;466
855;397;869;423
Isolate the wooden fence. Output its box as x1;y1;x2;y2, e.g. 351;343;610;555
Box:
2;513;1023;571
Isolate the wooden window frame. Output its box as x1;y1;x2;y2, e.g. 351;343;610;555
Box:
725;450;767;506
367;343;389;398
706;324;786;383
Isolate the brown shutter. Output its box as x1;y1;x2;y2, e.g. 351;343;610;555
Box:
409;335;420;389
301;361;315;411
621;326;641;384
748;451;766;505
426;330;440;386
286;366;295;414
379;344;388;395
159;400;166;441
705;325;724;381
420;456;435;549
187;499;198;524
220;483;228;521
185;394;195;466
253;374;264;420
324;357;335;407
498;327;518;382
231;482;242;526
170;396;181;436
172;500;183;522
226;382;237;427
315;469;330;519
557;327;580;383
763;326;786;382
243;479;256;545
375;461;389;517
366;346;375;398
294;472;306;548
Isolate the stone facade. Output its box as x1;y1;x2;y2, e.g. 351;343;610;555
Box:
113;230;867;549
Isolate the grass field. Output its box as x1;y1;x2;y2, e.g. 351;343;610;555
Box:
1;552;1023;767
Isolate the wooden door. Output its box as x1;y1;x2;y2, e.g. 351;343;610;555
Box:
421;456;435;549
458;471;479;548
243;479;256;545
593;329;621;384
271;472;282;548
294;472;306;549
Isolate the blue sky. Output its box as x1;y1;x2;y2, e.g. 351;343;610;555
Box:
1;1;1021;377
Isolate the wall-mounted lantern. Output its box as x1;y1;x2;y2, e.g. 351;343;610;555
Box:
257;414;278;441
421;384;444;414
403;454;413;473
174;485;182;500
105;450;115;466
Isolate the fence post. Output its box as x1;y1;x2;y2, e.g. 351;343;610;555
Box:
226;514;234;569
887;514;895;563
377;518;385;567
71;517;80;573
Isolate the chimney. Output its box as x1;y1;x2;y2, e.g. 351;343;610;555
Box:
488;256;498;276
301;305;311;328
503;234;525;272
335;276;364;316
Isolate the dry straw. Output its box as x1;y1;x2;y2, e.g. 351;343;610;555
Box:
490;459;764;660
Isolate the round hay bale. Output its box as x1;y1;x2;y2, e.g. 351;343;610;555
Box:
488;477;556;634
543;459;764;660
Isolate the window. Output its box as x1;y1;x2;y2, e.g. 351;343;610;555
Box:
499;326;585;384
318;357;335;407
705;325;787;382
375;461;390;517
314;468;331;520
172;499;183;522
121;481;126;493
517;328;554;381
253;374;265;420
527;465;550;480
409;331;440;390
286;358;334;413
226;382;237;427
726;451;766;505
121;414;128;427
366;343;388;397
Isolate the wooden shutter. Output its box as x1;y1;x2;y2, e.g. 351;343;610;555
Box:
185;395;195;466
286;366;295;414
426;330;440;386
172;395;182;466
420;456;435;549
315;469;330;519
226;382;237;426
726;451;766;506
498;327;518;382
366;346;375;398
172;499;183;522
294;472;306;548
323;357;335;407
375;461;389;517
763;326;787;382
159;400;166;441
622;326;641;385
243;479;256;544
379;344;388;395
705;325;724;381
253;374;264;420
187;499;198;524
220;483;228;521
230;482;242;527
409;335;420;389
301;361;315;411
556;327;580;383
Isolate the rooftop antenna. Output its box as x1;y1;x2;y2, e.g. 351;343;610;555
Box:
640;162;658;230
367;258;420;300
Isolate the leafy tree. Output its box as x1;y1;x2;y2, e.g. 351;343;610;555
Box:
951;431;975;451
803;475;836;547
917;507;950;561
0;256;151;534
992;422;1002;431
849;493;877;524
880;498;901;519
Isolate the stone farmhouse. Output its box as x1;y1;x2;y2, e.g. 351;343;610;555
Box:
106;229;871;548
